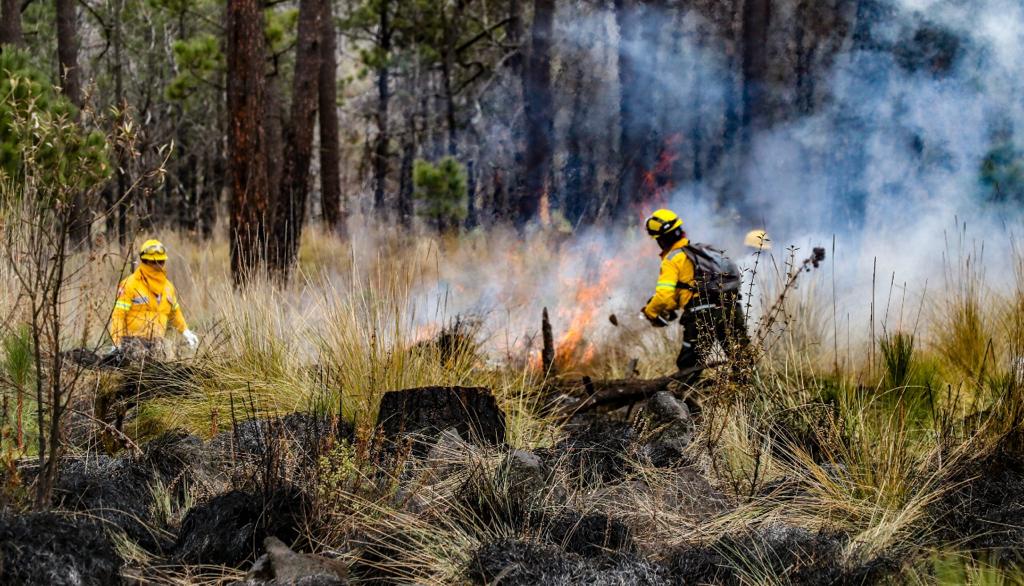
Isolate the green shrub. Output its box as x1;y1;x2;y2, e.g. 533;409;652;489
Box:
881;331;915;390
413;156;467;234
1;325;36;455
0;49;109;196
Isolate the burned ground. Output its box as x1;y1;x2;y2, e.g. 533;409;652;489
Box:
468;539;668;585
0;512;123;586
174;488;308;567
932;441;1024;562
209;412;354;468
53;454;165;550
542;415;637;486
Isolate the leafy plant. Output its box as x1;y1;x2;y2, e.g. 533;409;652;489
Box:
1;325;35;453
0;49;110;194
881;331;915;389
413;156;467;234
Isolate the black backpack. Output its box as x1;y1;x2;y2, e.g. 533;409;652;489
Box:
677;243;742;295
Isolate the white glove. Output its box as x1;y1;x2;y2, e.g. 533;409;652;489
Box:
183;329;199;349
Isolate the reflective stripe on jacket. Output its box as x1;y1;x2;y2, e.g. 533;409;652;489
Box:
643;238;696;319
109;267;187;345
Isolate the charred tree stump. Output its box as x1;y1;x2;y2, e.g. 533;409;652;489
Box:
375;387;506;455
541;307;555;374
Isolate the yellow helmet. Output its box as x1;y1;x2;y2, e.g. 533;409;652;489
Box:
743;229;771;250
139;239;168;261
644;209;683;239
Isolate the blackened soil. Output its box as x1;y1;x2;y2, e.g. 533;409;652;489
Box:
210;412;353;466
54;454;165;551
767;401;846;465
141;429;220;495
53;430;215;552
468;539;668;586
0;512;123;586
467;523;899;586
174;487;307;567
667;524;898;585
542;416;636;486
117;361;208;401
543;511;634;557
933;445;1024;561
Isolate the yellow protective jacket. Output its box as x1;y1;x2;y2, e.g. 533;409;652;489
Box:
643;238;697;319
109;264;188;345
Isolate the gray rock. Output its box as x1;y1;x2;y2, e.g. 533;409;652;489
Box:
590;480;652;512
426;427;469;466
642;392;694;464
647;391;689;424
501;449;548;501
244;536;348;585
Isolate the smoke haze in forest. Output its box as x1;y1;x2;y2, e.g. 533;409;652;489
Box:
401;0;1024;359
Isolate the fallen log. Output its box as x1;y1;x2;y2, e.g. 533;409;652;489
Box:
549;362;724;417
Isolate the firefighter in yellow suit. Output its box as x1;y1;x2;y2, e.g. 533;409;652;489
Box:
641;209;749;374
642;211;697;324
109;239;198;358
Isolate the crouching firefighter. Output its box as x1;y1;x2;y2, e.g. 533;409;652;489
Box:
108;239;199;361
641;209;751;379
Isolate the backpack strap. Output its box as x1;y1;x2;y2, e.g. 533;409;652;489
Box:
672;246;699;291
665;248;686;261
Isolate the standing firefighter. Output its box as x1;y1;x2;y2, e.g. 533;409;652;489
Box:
109;239;199;360
641;209;750;375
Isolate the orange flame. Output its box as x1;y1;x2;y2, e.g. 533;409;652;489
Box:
636;133;683;219
551;257;623;369
412;322;441;344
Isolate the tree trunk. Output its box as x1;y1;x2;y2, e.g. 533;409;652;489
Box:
517;0;554;227
741;0;771;132
227;0;270;284
491;168;507;223
440;6;458;157
56;0;91;247
504;0;524;225
265;71;285;206
55;0;80;116
397;138;414;224
614;0;638;217
794;0;815;115
372;0;392;213
507;0;523;75
201;150;223;240
614;0;665;216
564;65;587;225
732;0;770;221
270;0;321;276
465;159;477;229
0;0;23;46
319;0;343;235
113;0;130;245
